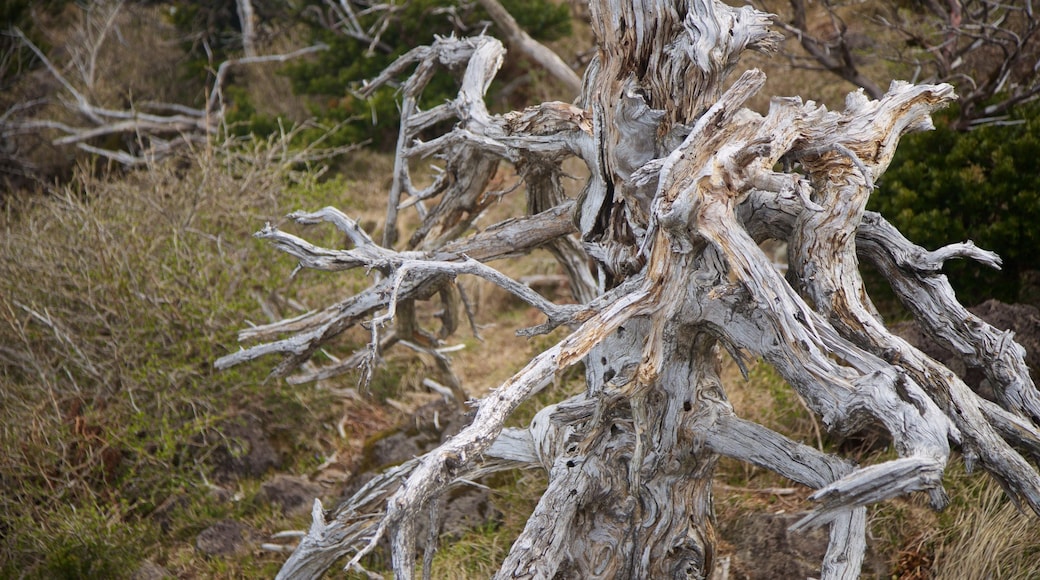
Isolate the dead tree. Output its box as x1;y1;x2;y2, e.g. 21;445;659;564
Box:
761;0;1040;129
311;0;582;93
2;3;326;167
217;0;1040;577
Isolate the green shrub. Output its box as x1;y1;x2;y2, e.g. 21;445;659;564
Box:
164;0;572;147
869;102;1040;307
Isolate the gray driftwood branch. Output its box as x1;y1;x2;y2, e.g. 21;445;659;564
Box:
218;0;1040;578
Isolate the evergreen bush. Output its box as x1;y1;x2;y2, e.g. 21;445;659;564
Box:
870;102;1040;307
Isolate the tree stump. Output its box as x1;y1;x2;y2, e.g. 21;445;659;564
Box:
217;1;1040;578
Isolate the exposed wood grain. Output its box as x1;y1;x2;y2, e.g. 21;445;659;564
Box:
218;1;1040;578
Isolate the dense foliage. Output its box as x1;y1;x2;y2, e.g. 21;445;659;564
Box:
871;103;1040;307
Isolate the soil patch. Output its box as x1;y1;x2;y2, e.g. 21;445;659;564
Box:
260;474;325;516
892;299;1040;398
206;412;281;484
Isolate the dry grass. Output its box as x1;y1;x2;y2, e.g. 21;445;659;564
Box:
931;472;1040;579
0;112;579;575
0;137;385;576
716;349;1040;579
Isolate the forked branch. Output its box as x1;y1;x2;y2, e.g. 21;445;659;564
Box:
218;1;1040;578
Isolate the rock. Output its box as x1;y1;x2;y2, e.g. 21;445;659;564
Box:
260;474;323;516
969;300;1040;373
439;486;500;539
195;520;260;557
207;412;281;483
722;512;828;579
720;511;885;579
892;299;1040;398
341;400;472;501
332;399;499;552
365;430;429;468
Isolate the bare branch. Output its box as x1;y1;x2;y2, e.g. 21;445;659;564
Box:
215;2;1040;578
6;21;327;166
206;44;329;120
236;0;258;58
765;0;1040;127
474;0;582;94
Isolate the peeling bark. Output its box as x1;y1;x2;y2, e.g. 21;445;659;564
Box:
218;1;1040;578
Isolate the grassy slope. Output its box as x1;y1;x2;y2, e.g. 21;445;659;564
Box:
0;146;397;577
3;127;1038;580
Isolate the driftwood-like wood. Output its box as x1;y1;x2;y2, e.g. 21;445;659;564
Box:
6;18;328;167
217;1;1040;578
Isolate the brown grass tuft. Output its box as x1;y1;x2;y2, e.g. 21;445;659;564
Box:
0;137;381;576
931;476;1040;579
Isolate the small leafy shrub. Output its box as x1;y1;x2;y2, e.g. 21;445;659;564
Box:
870;102;1040;307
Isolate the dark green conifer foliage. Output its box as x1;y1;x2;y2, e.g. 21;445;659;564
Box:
870;102;1040;307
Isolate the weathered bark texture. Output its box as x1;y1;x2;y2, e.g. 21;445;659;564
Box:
217;1;1040;578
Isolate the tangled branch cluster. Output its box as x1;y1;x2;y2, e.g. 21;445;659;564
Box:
218;2;1040;578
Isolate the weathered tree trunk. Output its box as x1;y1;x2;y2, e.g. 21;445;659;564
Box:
216;0;1040;578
